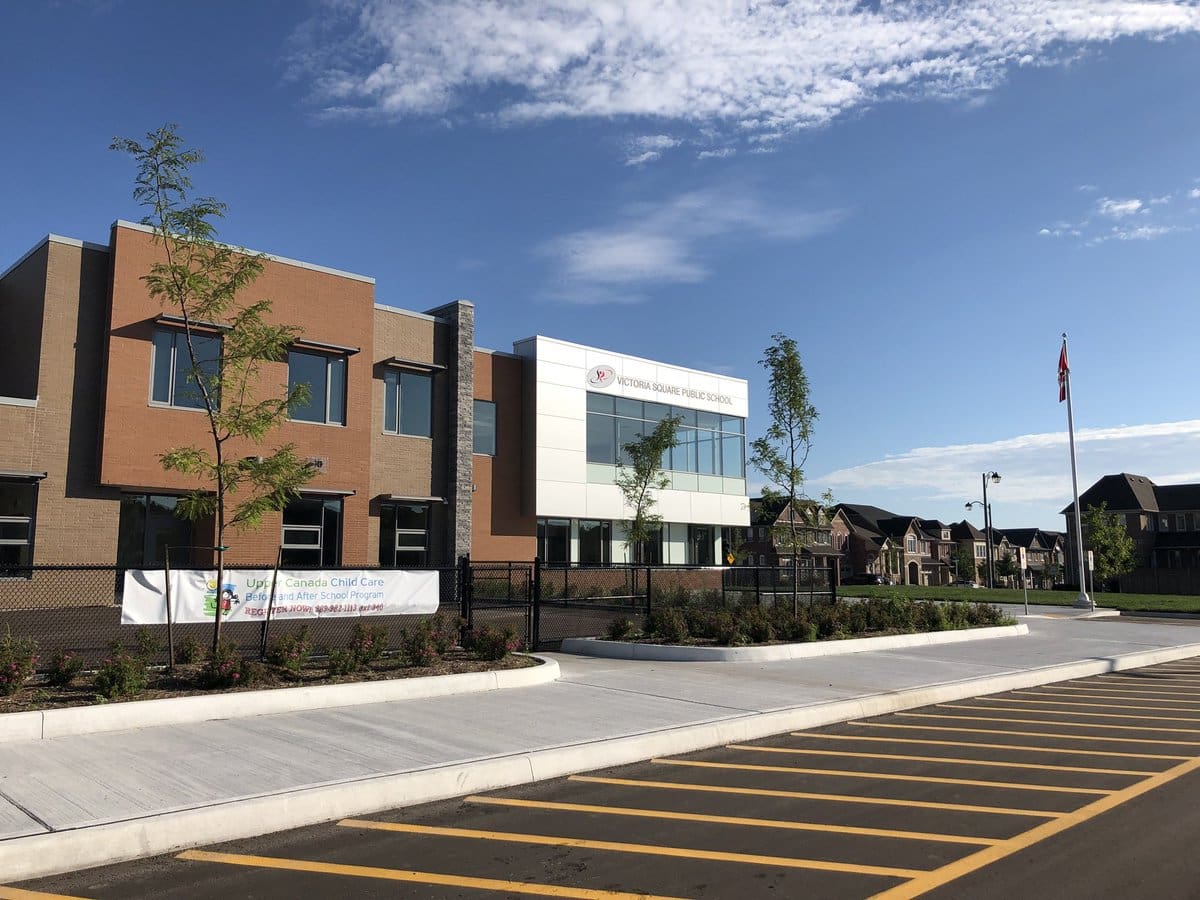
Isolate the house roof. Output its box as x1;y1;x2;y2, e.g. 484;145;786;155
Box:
950;520;983;541
999;528;1046;550
1060;473;1160;515
1156;484;1200;511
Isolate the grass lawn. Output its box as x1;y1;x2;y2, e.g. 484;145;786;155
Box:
841;583;1200;614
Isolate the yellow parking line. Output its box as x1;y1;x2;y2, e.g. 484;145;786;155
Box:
176;850;684;899
651;758;1110;795
1055;684;1200;698
337;819;926;880
869;755;1200;899
791;731;1189;761
0;890;90;900
1096;674;1200;684
570;775;1063;818
993;695;1200;713
858;721;1200;747
1012;696;1200;710
464;795;1000;846
726;743;1149;776
898;711;1200;735
939;703;1200;723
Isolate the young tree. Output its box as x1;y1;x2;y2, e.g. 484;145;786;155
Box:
995;550;1018;583
1082;501;1137;589
952;546;978;583
112;125;316;651
615;416;681;564
750;333;818;613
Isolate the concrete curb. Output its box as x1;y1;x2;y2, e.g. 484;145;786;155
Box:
560;623;1029;662
4;639;1200;883
0;655;558;745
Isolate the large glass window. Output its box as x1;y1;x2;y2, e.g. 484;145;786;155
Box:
289;350;347;425
537;518;570;564
0;479;38;573
281;497;342;566
636;525;663;566
151;328;221;410
379;502;429;567
578;520;611;565
384;370;432;437
117;494;194;568
473;400;496;456
585;393;745;477
688;525;714;566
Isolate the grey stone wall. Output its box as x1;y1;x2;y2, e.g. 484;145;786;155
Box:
427;300;474;562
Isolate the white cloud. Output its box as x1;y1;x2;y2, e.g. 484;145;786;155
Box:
698;147;736;160
1190;188;1200;199
816;420;1200;525
291;1;1200;147
538;186;845;304
624;134;682;166
1076;184;1099;193
1097;197;1144;218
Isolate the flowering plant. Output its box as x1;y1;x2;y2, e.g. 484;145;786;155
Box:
46;649;84;688
0;628;38;696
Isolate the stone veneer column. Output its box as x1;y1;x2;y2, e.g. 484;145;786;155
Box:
427;300;474;562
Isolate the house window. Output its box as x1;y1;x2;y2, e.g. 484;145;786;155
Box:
688;525;714;566
537;518;570;564
281;496;342;566
379;502;429;567
473;400;496;456
151;328;221;410
1161;516;1170;531
1147;516;1156;532
383;370;432;437
288;350;346;425
906;536;916;553
578;520;611;565
1178;514;1187;532
975;543;987;558
0;479;38;573
117;494;195;569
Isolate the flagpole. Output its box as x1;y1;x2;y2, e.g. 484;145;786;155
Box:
1063;333;1091;610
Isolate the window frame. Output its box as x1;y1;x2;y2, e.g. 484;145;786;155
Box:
280;496;343;567
0;478;39;576
379;502;430;567
149;326;223;411
288;349;348;426
383;369;433;438
473;399;497;456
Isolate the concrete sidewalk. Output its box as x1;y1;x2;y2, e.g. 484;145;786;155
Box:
3;613;1200;883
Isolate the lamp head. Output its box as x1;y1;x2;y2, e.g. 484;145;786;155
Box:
990;472;1002;484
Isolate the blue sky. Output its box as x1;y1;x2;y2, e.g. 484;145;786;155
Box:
3;1;1199;532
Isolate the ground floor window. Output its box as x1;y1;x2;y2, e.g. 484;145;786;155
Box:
117;493;193;568
379;502;429;567
281;496;342;567
688;524;714;566
636;525;663;566
0;478;38;573
537;518;570;564
578;520;611;565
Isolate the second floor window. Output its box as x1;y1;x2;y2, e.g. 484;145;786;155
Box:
906;536;916;553
151;328;222;410
473;400;496;455
384;370;432;437
288;350;347;425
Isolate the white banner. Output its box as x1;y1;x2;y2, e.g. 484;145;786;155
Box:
121;569;440;625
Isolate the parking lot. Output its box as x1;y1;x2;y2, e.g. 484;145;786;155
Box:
15;657;1200;899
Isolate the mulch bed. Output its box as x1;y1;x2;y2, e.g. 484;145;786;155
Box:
0;651;536;715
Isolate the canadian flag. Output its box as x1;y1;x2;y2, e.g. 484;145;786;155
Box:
1058;342;1069;403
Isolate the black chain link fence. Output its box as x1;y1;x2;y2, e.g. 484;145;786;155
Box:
0;560;837;664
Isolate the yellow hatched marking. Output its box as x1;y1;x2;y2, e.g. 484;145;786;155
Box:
651;758;1109;795
0;890;90;900
939;702;1200;724
975;695;1200;714
726;743;1148;776
464;795;1000;846
791;731;1188;761
1058;682;1200;697
1095;674;1200;684
570;775;1062;818
858;721;1200;747
897;711;1200;735
869;755;1200;899
1144;664;1200;671
337;819;925;880
1016;688;1200;706
176;850;685;900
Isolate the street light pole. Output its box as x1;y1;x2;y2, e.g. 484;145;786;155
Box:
982;473;993;589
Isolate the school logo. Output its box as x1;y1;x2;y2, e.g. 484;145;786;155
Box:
202;579;240;617
587;365;616;388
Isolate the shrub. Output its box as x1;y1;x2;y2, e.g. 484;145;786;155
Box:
94;645;147;699
606;616;636;641
740;605;775;644
648;607;689;644
402;625;440;668
177;636;204;664
712;611;743;646
46;650;84;688
0;628;38;696
197;639;252;690
268;625;313;676
134;626;162;661
349;622;389;667
427;614;464;654
326;647;360;676
466;625;522;661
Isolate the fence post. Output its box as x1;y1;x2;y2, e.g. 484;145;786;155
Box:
532;556;542;650
163;547;175;673
645;565;652;620
459;555;473;638
259;547;283;661
754;564;762;607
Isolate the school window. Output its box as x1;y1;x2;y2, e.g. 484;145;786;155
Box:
116;493;194;569
379;502;429;567
383;370;432;437
151;328;222;410
537;518;570;564
688;524;714;566
473;400;496;456
288;350;347;425
0;478;39;574
578;520;611;565
281;496;342;567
